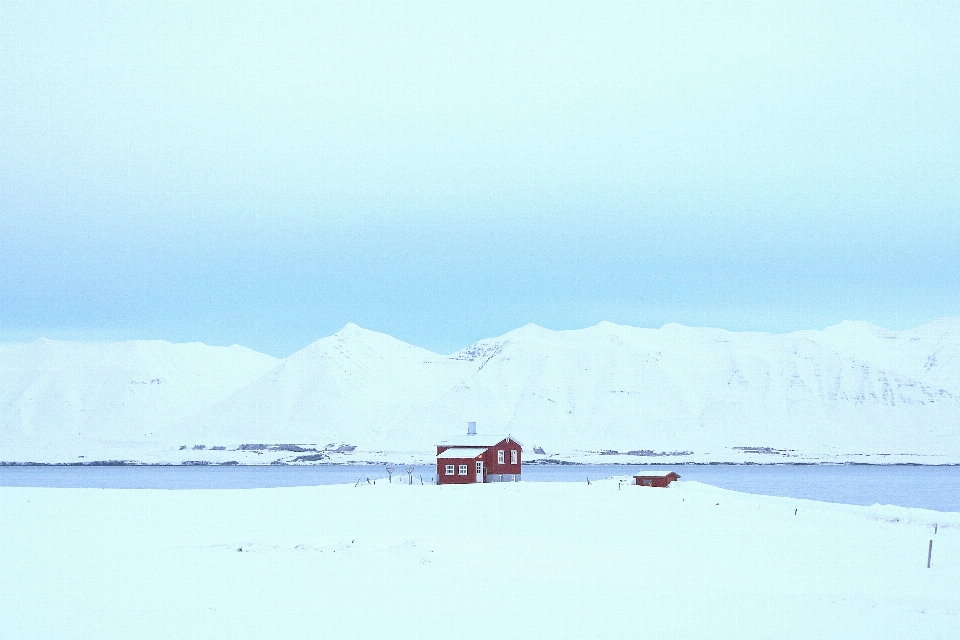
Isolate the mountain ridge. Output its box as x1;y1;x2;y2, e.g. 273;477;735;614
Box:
2;319;959;463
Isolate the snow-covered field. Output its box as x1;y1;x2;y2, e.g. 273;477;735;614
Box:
2;479;957;639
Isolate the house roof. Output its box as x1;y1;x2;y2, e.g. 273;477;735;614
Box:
437;447;489;460
633;471;681;478
437;435;523;448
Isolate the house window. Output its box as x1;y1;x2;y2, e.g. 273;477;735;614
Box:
458;464;468;476
497;450;504;464
511;450;517;464
445;464;454;475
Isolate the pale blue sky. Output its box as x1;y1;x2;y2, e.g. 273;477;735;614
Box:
2;1;959;356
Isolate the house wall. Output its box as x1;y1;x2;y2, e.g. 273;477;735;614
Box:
437;457;481;484
481;441;522;477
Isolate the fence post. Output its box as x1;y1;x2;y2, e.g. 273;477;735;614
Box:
927;540;933;568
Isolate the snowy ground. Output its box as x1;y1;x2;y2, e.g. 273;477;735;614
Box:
1;479;958;639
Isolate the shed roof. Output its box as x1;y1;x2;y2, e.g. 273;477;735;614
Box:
437;435;522;448
633;471;681;478
437;447;489;460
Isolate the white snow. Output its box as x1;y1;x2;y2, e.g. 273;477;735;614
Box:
436;447;488;459
3;318;960;463
0;339;279;462
164;318;960;463
0;480;957;639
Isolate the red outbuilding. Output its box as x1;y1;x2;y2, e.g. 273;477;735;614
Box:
634;471;681;487
436;422;522;484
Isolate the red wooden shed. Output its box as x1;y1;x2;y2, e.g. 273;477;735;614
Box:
436;422;522;484
633;471;680;487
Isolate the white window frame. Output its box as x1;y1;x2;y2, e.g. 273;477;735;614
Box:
445;464;455;475
458;464;468;476
497;450;504;464
511;449;517;464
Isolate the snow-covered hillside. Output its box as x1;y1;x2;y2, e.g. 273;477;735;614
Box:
181;319;960;463
3;319;960;463
0;339;279;461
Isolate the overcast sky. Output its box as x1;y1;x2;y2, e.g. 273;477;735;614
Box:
2;1;959;356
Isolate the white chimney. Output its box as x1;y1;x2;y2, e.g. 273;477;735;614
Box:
467;421;477;436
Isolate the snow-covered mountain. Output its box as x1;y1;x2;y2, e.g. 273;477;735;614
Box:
3;320;960;463
0;339;279;461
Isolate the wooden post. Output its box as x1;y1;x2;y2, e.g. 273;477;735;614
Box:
927;540;933;568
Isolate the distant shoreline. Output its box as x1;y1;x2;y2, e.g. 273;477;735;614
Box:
3;460;960;467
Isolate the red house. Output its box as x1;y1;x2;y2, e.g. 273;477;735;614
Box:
436;422;522;484
634;471;680;487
